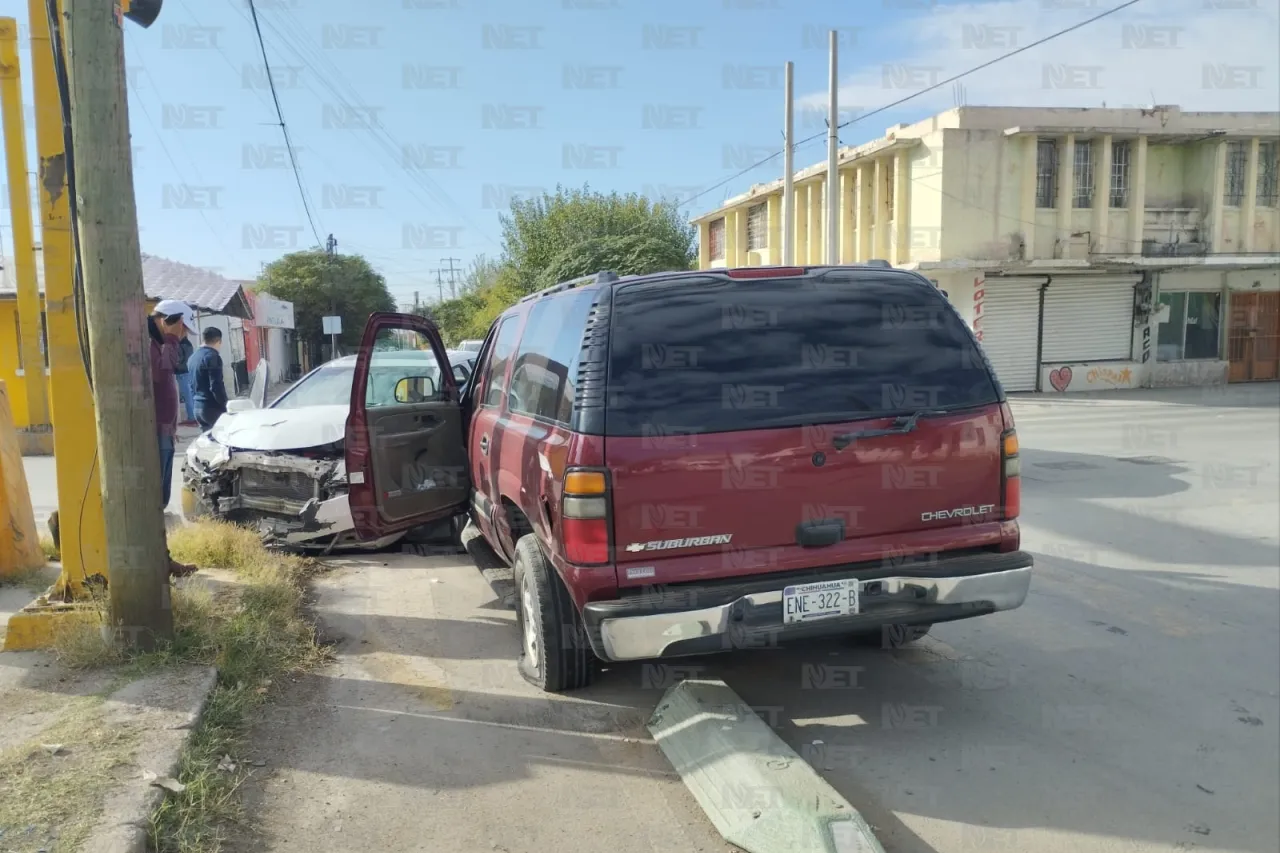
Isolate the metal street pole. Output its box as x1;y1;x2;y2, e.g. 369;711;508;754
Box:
0;19;50;438
781;61;795;266
826;31;840;265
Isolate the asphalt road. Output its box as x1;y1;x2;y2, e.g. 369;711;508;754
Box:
23;385;1280;852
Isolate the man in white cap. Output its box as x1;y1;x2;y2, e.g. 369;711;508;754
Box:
150;299;198;577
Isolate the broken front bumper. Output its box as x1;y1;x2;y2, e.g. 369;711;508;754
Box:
183;446;355;545
580;550;1033;662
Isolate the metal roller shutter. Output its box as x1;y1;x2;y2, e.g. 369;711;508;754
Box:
1040;276;1140;363
979;278;1042;393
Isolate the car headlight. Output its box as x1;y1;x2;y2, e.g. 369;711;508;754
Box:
187;436;230;470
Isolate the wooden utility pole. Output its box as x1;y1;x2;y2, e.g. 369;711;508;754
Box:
65;0;172;647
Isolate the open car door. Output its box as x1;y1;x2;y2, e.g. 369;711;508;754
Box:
345;313;470;540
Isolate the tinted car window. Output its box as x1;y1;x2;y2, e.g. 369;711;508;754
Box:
507;289;596;423
606;272;999;436
482;316;521;408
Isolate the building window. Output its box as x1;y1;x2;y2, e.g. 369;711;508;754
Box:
1257;141;1278;207
1110;140;1131;208
1224;141;1248;207
708;217;726;260
746;203;767;250
1035;138;1058;208
1073;140;1094;208
1156;291;1222;361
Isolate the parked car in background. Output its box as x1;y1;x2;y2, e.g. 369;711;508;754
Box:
182;348;477;550
456;339;484;352
341;265;1032;693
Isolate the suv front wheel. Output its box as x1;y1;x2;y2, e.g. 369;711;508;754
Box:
512;534;594;692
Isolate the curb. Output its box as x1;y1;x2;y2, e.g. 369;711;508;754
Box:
648;679;885;853
81;665;219;853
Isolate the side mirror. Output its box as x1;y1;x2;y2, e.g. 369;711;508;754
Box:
226;398;256;415
395;376;438;404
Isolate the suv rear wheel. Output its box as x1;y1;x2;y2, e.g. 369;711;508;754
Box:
512;534;594;692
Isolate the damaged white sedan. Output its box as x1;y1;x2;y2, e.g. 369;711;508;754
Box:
181;349;477;550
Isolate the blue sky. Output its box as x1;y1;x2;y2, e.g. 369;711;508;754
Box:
1;0;1276;303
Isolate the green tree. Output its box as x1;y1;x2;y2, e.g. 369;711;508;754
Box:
256;250;395;362
501;185;696;293
536;233;696;290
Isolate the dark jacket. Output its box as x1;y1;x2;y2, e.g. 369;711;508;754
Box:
189;345;229;413
148;316;180;436
175;336;195;375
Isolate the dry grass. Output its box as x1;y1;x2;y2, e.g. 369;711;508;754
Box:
39;535;60;563
30;519;325;853
0;696;143;853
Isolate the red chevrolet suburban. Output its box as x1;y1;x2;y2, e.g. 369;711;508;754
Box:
343;265;1033;692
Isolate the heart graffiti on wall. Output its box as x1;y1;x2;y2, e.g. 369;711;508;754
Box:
1049;365;1073;392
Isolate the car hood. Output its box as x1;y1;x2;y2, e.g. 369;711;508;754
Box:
209;405;348;452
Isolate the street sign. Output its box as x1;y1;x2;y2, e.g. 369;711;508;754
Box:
257;295;295;329
322;316;342;335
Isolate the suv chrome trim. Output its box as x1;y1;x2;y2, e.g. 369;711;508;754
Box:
593;566;1031;661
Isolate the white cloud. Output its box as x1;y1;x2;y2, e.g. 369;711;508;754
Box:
798;0;1279;122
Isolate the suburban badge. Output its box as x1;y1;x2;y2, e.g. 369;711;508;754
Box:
624;534;733;552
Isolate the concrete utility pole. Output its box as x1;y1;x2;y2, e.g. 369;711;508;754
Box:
442;257;460;298
826;31;840;265
781;61;795;266
65;0;171;647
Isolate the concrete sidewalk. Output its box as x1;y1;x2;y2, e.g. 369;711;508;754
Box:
225;551;734;853
0;574;217;853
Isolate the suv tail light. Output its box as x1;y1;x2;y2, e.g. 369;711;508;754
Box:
562;468;611;565
1001;428;1021;520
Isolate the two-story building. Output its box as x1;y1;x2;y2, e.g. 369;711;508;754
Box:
692;105;1280;392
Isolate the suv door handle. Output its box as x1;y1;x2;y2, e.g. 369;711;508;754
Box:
479;435;490;456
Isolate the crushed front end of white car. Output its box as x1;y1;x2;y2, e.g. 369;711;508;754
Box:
182;406;399;550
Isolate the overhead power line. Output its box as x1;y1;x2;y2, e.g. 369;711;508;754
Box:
672;0;1146;214
245;0;323;248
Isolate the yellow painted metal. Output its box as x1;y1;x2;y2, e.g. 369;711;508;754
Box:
4;601;101;652
0;18;51;436
0;380;44;577
28;0;107;597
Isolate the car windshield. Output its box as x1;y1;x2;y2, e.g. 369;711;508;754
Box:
272;357;443;410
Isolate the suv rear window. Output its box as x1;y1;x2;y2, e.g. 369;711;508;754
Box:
605;271;1000;436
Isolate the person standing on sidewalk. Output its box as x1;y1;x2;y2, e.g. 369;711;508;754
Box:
149;299;191;511
150;299;198;578
175;332;197;427
189;326;229;431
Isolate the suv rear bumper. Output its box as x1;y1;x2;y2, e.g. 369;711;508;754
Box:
580;550;1032;662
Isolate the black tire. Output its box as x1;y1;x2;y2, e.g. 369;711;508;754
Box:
512;534;594;692
855;623;933;649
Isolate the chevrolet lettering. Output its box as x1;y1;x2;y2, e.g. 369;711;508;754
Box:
625;534;734;553
921;504;996;522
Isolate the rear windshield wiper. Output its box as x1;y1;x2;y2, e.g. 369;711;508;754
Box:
832;409;947;451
